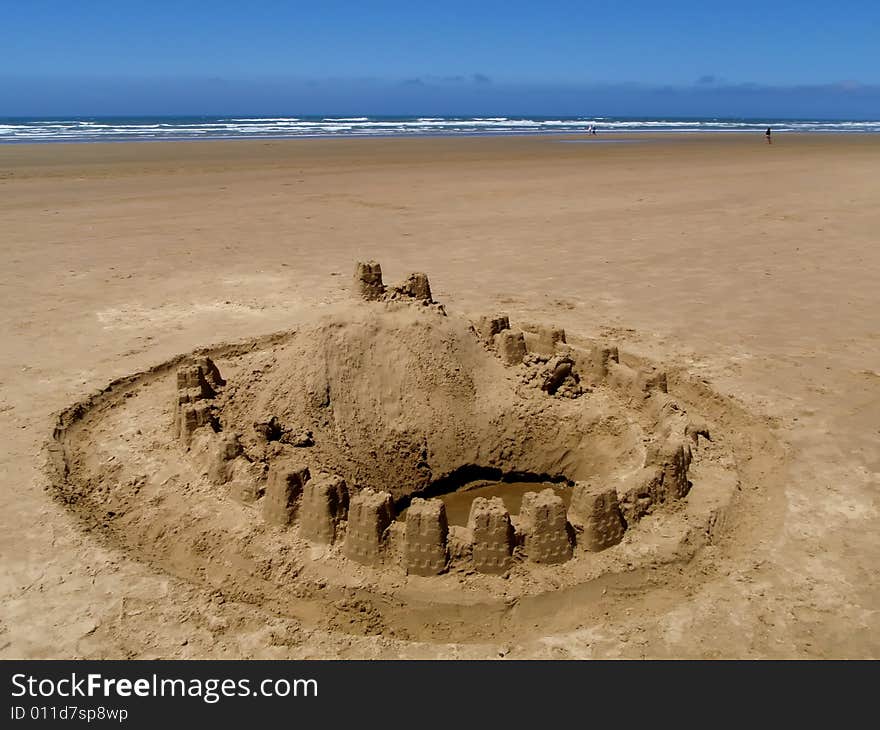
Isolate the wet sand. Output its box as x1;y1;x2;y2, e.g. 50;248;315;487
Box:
1;133;879;658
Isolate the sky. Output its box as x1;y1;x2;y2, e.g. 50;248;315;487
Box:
2;0;879;117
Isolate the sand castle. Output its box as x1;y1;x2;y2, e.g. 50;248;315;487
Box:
353;260;439;308
172;362;644;578
154;260;703;582
44;259;750;642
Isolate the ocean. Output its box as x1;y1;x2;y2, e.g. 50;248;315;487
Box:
1;116;879;143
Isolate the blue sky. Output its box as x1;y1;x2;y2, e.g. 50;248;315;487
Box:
2;0;879;116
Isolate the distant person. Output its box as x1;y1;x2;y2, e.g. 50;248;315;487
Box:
765;127;772;144
591;124;597;136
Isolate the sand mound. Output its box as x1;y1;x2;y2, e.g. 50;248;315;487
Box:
216;304;638;502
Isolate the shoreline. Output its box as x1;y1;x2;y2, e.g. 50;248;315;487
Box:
2;132;878;178
2;128;880;147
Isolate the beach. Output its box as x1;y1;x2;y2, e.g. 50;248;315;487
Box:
1;132;878;658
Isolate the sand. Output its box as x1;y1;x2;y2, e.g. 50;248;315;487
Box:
1;133;878;658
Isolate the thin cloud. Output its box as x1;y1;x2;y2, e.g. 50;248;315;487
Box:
400;73;491;86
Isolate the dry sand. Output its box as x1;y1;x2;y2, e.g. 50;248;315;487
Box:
1;133;878;658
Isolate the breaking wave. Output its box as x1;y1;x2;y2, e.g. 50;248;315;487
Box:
2;116;879;143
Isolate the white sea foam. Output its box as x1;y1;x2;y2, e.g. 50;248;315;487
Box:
2;116;879;143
